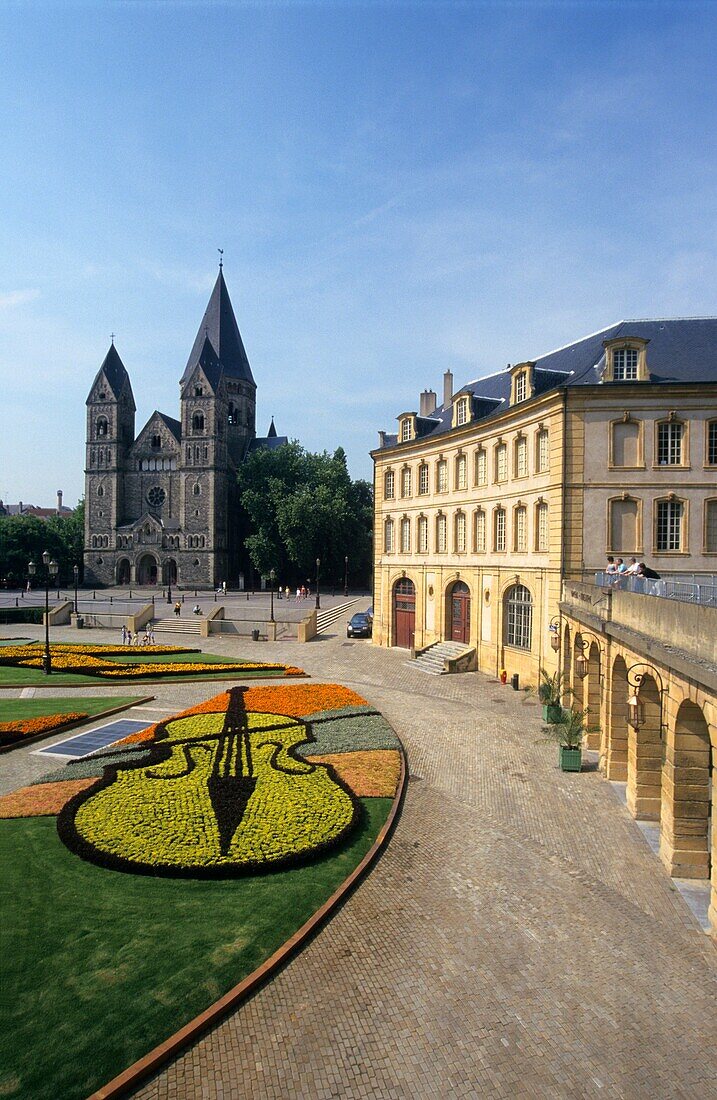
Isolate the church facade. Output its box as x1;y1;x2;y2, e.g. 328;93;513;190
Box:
84;269;285;588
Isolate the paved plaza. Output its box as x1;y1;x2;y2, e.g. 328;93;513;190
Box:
2;613;717;1098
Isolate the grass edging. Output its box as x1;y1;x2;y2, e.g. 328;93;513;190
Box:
0;696;156;755
89;746;407;1100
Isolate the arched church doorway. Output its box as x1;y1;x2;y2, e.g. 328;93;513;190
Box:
447;580;471;644
162;559;178;585
393;578;416;649
116;558;131;586
137;554;158;586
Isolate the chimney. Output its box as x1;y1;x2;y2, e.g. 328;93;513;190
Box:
419;390;437;417
19;501;23;514
378;430;388;448
57;489;63;515
443;370;453;409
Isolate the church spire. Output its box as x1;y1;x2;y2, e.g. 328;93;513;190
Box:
181;268;255;388
267;417;277;438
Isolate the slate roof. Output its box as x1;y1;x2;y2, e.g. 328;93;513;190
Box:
181;270;255;388
377;318;717;449
87;344;135;406
247;434;289;454
156;412;182;442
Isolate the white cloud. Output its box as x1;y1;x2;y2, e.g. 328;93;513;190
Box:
0;288;40;309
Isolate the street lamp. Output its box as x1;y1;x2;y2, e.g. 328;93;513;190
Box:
166;571;172;605
574;630;601;680
73;564;79;615
315;557;321;610
548;614;561;652
344;555;349;598
29;551;58;674
269;568;275;623
626;663;665;735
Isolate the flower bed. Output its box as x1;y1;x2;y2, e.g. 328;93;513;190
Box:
0;643;304;681
11;683;404;878
0;711;89;746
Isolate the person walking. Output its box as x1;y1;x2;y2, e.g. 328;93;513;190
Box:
174;601;181;617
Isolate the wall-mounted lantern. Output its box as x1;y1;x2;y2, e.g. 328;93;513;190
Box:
574;631;602;680
549;615;561;652
626;663;665;735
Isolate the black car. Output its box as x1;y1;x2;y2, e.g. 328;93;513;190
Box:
347;611;372;638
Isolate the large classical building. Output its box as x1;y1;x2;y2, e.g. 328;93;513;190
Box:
372;319;717;683
84;268;286;588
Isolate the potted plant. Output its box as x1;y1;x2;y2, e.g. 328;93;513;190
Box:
541;706;598;772
536;667;570;724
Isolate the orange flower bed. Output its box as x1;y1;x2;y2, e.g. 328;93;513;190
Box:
305;750;401;798
0;778;98;818
0;712;89;746
241;683;368;717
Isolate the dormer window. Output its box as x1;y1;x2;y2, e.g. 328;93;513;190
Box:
509;362;534;405
398;414;416;442
457;398;468;426
603;337;650;382
613;348;638;381
515;373;526;403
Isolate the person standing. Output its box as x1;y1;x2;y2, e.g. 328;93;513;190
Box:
174;601;181;617
121;624;127;645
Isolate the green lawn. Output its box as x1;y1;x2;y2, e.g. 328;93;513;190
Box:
0;696;143;723
0;799;390;1100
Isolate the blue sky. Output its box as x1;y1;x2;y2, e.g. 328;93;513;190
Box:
1;0;717;506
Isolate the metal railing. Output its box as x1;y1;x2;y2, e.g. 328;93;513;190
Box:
594;571;717;607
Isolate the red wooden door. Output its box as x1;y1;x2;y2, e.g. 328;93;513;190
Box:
393;579;416;648
449;582;470;644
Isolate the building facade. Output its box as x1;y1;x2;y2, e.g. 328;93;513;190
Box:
84;268;286;588
372;319;717;684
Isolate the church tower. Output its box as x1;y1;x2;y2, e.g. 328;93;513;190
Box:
84;344;135;585
179;267;257;585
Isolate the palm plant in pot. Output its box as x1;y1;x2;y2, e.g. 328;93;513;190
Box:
541;705;598;772
536;667;570;724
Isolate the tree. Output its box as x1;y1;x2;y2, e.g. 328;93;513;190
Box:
0;501;85;587
235;444;372;588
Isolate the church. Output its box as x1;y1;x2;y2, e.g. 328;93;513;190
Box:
83;267;286;588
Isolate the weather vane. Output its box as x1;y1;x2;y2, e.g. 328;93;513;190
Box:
218;247;224;269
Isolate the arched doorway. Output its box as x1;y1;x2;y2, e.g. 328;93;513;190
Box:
447;580;471;644
116;558;131;586
162;559;177;585
626;674;662;821
607;656;629;780
393;578;416;649
137;554;158;586
586;642;601;751
661;700;712;880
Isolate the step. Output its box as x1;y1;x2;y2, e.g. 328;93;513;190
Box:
152;618;203;634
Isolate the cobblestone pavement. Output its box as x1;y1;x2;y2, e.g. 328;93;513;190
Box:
3;621;717;1098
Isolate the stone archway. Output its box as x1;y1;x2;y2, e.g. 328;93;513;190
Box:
116;558;131;586
586;642;602;751
661;699;712;880
136;554;158;586
626;674;662;821
446;580;471;645
607;656;629;780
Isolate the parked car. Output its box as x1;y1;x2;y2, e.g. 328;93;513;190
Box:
347;612;372;638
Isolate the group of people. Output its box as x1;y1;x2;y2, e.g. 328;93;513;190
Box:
605;556;661;588
120;624;155;646
294;585;311;602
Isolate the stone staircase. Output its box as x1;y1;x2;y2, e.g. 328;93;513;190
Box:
316;598;364;635
151;616;203;635
412;639;471;675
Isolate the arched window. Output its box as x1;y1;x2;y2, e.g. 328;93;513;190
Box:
228;402;238;426
418;515;428;553
384;470;395;499
151;434;161;450
194;385;203;397
193;483;201;496
514;436;528;478
384;517;394;553
97;485;104;497
400;517;411;553
455;454;467;490
474;448;487;486
495;443;507;483
418;464;429;495
401;467;412;498
192;412;205;432
474;509;486;553
535;502;548;551
494;507;506;551
536;429;549;473
505;585;532;649
514;505;527;551
436;460;448;493
96;416;108;438
436;513;447;552
454;511;466;552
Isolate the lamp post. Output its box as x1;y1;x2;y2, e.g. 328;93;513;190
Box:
344;555;349;598
574;630;601;680
548;614;561;652
73;564;79;615
315;558;321;610
626;662;665;735
166;572;172;606
269;568;275;624
29;551;58;674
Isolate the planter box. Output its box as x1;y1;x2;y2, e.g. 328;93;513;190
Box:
542;704;564;724
559;745;582;772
